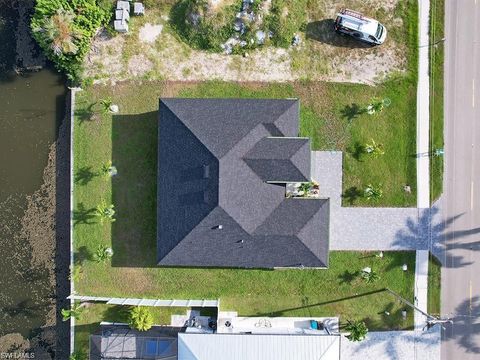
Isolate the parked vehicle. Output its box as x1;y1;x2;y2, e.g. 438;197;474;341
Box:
334;9;387;45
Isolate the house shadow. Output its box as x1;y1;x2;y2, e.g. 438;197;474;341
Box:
305;20;372;48
111;111;159;267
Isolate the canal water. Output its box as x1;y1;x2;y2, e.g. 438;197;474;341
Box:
0;0;67;358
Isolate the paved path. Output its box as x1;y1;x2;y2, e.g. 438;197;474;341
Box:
311;151;429;250
440;0;480;358
415;250;430;330
417;0;431;208
341;329;440;360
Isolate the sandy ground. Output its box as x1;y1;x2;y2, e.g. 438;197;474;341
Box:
85;0;407;85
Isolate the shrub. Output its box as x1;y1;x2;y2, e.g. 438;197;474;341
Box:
266;0;307;47
345;320;368;341
170;0;237;51
128;307;154;331
31;0;111;81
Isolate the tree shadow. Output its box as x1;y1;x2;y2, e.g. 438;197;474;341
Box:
342;186;363;205
74;166;98;185
347;141;365;161
75;102;97;125
393;206;480;268
74;246;94;266
443;296;480;354
338;269;358;285
73;203;97;226
341;103;366;123
305;20;373;48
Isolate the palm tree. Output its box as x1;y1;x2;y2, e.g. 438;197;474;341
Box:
33;9;81;56
361;269;380;283
128;307;154;331
364;139;385;157
99;98;113;114
345;320;368;341
364;184;383;201
94;244;114;263
101;161;118;178
366;97;390;115
95;202;116;222
61;304;83;321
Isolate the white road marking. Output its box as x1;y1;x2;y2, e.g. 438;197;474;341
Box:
473;79;476;108
471;181;475;210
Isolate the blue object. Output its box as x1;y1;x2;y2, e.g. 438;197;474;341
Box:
158;340;171;354
310;320;318;330
145;340;157;356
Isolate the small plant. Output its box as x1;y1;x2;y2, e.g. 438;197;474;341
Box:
94;244;114;263
298;182;312;194
360;268;380;284
69;265;83;282
101;161;118;178
128;306;154;331
364;139;385;157
95;202;116;222
345;320;368;341
61;304;83;321
366;97;390;115
99;98;113;114
364;184;383;201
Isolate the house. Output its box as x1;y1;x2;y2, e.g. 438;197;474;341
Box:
157;98;330;268
90;313;341;360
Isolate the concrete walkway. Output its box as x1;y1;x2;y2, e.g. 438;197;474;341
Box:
312;151;429;250
341;328;440;360
415;250;430;330
417;0;431;208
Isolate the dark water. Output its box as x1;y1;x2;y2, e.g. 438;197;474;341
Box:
0;0;66;352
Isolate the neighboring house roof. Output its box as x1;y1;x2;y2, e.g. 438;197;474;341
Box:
157;98;330;268
178;333;340;360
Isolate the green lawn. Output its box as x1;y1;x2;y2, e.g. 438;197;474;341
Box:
73;80;419;332
428;253;442;316
430;0;445;202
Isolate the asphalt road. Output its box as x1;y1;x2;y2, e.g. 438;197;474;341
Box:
441;0;480;358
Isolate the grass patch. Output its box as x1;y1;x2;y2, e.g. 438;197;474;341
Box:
428;253;442;316
430;0;445;202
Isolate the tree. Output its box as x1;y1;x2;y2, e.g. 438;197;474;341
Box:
364;184;383;201
94;244;114;263
366;97;390;115
31;0;111;81
345;320;368;341
95;202;116;222
364;139;385;157
128;307;154;331
33;9;82;56
61;304;83;321
360;268;380;284
102;160;118;178
99;98;113;115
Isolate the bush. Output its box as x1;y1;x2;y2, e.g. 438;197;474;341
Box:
266;0;307;47
128;307;154;331
170;0;237;51
31;0;111;82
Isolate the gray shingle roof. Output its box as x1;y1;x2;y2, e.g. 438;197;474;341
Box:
157;98;330;268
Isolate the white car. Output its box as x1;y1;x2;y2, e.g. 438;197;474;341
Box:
334;9;387;45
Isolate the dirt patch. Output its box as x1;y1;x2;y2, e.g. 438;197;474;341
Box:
84;0;408;85
139;23;163;43
128;54;153;76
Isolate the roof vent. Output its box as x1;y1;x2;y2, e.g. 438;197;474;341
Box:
217;225;223;230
